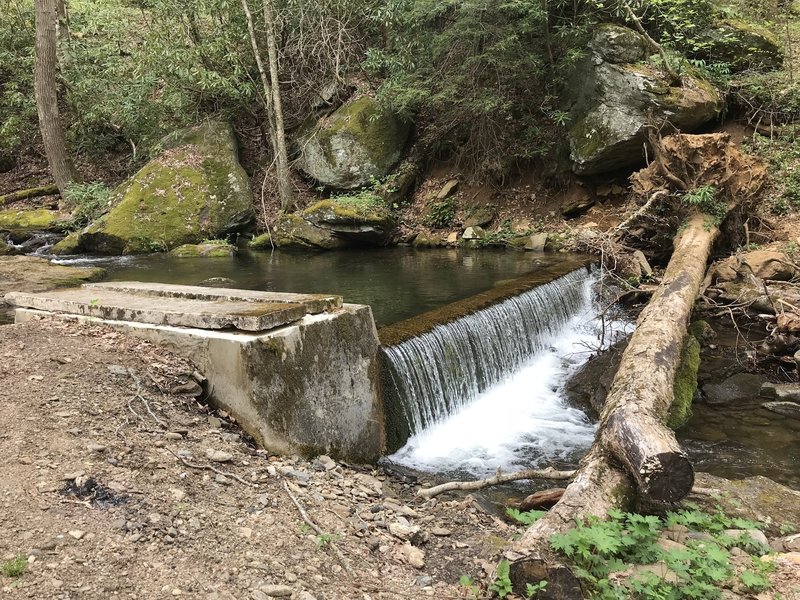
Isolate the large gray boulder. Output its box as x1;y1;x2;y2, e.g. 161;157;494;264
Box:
694;19;783;73
568;24;723;175
53;122;254;255
295;96;410;190
249;213;348;251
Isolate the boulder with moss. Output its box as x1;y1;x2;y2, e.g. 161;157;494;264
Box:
295;97;410;190
0;208;66;231
694;19;782;73
567;24;723;175
250;214;348;251
303;198;396;245
169;241;237;257
0;239;16;255
58;122;254;255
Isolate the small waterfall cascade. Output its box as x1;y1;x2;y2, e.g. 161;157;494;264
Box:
382;266;596;438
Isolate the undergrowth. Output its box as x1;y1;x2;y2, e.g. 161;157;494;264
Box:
503;507;776;599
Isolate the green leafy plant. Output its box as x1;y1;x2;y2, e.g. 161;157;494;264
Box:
1;555;27;578
315;532;341;548
489;560;513;599
548;508;772;599
424;197;456;229
507;507;547;526
525;580;548;598
458;574;480;599
63;182;113;229
682;185;727;226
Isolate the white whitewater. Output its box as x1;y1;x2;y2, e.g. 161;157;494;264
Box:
385;267;629;477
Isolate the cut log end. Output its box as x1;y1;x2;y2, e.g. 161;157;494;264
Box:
641;452;694;503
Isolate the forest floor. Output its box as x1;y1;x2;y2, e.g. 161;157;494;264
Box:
0;317;517;600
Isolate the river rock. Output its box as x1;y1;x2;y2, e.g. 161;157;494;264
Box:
462;226;485;240
436;179;459;200
398;542;425;569
524;233;548;252
0;256;105;298
693;20;783;73
709;250;799;283
690;473;800;535
567;24;722;175
249;214;348;251
55;122;254;255
295;96;410;190
303;199;396;245
0;208;66;231
170;242;237;258
463;207;495;228
761;401;800;420
0;239;16;255
411;233;445;248
702;372;764;405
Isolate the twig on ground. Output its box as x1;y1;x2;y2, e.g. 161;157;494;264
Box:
417;467;576;499
283;480;352;573
128;368;169;429
164;447;259;488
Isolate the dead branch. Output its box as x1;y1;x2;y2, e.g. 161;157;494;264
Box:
165;447;259;488
417;467;576;499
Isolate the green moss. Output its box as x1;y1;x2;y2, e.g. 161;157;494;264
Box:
570;116;615;163
668;333;701;429
169;241;236;257
317;97;408;170
0;208;66;231
50;231;83;255
0;239;13;255
79;124;254;255
304;199;391;223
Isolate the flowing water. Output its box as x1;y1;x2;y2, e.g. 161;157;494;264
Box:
384;268;631;478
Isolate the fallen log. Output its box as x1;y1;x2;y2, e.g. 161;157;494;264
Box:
0;184;59;207
506;133;767;597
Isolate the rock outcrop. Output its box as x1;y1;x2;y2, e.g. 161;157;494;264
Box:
295;97;410;190
0;208;66;231
303;199;396;245
567;24;723;175
169;241;237;257
694;19;783;73
249;214;348;251
53;122;254;255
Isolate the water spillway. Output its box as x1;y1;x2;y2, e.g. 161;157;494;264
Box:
381;265;624;476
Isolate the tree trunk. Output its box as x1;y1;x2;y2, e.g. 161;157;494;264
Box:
263;0;295;210
34;0;77;196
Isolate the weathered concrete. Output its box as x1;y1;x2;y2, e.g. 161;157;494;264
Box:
9;282;384;461
5;288;309;332
85;282;342;314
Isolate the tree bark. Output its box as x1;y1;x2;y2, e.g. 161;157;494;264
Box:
263;0;295;210
34;0;78;196
508;214;720;597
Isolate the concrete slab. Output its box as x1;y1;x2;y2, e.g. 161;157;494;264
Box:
85;281;342;314
5;288;307;332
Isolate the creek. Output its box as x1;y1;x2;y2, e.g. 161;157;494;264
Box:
13;247;800;488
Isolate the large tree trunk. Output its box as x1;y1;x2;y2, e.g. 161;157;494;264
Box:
507;133;767;597
34;0;78;195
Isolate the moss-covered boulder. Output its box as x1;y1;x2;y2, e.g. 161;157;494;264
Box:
62;122;254;255
295;97;410;190
0;208;66;231
169;241;237;257
250;214;348;251
694;19;783;73
567;24;723;175
303;198;396;245
50;231;82;255
0;239;16;255
0;256;106;297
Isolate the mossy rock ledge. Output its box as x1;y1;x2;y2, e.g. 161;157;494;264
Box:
54;121;254;255
0;208;67;231
567;24;722;175
250;213;348;251
303;199;396;245
169;241;237;257
295;96;410;190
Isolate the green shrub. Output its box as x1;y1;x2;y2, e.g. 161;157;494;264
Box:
423;197;456;229
63;182;113;229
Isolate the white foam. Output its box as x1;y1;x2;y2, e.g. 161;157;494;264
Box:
389;306;629;477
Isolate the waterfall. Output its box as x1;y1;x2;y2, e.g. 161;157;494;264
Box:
382;266;596;438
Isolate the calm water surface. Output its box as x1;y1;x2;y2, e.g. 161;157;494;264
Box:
54;248;589;325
